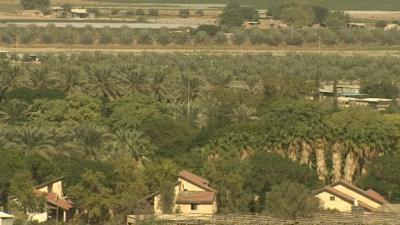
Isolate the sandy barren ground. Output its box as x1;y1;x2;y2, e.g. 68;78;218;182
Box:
345;11;400;20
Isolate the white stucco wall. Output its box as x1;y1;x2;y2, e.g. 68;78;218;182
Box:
316;191;353;212
28;212;48;223
0;218;14;225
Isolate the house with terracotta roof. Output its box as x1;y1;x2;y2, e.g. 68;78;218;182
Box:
314;180;388;213
148;170;217;215
28;177;74;223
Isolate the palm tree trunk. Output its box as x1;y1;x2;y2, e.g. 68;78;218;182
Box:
315;139;327;182
300;141;312;167
331;141;342;182
344;148;358;183
274;143;285;157
287;141;297;161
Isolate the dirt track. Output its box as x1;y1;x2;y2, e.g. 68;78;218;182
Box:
1;46;400;57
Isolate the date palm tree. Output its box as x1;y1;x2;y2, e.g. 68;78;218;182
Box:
11;126;55;157
0;60;20;102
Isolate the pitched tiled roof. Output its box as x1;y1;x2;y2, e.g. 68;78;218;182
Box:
176;191;216;204
178;170;216;192
331;180;387;204
46;192;74;211
366;189;389;203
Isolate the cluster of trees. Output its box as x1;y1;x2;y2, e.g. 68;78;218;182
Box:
2;24;400;47
268;1;350;28
1;53;400;224
20;0;49;11
219;3;259;28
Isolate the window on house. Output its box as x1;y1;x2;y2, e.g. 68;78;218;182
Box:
330;196;335;201
191;204;198;211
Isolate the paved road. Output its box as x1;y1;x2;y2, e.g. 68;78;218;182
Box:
0;22;199;29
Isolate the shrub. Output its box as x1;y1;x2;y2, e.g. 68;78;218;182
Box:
375;20;388;28
99;27;113;44
148;9;159;17
136;9;145;16
137;29;153;44
175;32;191;45
284;29;304;46
20;0;49;10
80;31;95;45
196;25;220;36
194;31;208;44
195;10;204;17
220;3;245;28
232;29;246;45
264;29;283;46
126;10;135;16
118;26;134;45
179;9;190;18
266;181;319;219
157;29;172;45
111;9;120;16
214;31;228;44
319;30;337;45
249;28;265;45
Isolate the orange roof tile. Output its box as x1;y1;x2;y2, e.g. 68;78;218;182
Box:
179;170;216;192
176;191;216;204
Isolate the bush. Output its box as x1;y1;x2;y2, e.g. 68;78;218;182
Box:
319;30;337;45
249;28;265;45
232;29;246;45
99;27;113;44
220;3;245;28
40;25;56;44
284;29;304;46
195;10;204;17
214;31;228;44
266;181;319;219
148;9;159;17
111;9;120;16
20;0;49;10
175;32;191;45
156;29;172;45
194;31;208;44
178;9;190;18
80;31;95;45
196;25;221;36
375;20;388;28
137;29;153;44
264;29;283;46
126;10;135;16
136;9;145;16
118;27;134;45
57;26;75;44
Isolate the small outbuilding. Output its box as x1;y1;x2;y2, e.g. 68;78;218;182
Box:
0;212;14;225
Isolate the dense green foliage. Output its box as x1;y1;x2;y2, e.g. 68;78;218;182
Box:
20;0;49;10
0;53;399;223
268;1;349;28
219;3;259;28
266;182;319;218
2;25;400;47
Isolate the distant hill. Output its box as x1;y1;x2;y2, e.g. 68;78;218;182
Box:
94;0;400;11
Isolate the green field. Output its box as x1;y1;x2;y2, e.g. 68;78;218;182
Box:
93;0;400;10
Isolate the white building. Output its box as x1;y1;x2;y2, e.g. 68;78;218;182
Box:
0;212;14;225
